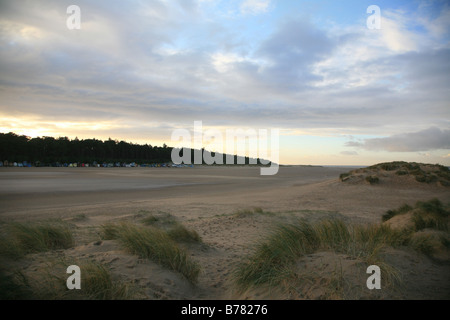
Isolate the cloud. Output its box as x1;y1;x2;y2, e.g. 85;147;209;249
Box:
220;18;337;95
240;0;271;15
379;10;420;53
0;0;449;146
346;127;450;152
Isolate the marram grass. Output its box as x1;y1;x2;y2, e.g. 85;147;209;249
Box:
382;198;449;231
101;222;200;283
0;261;140;300
0;220;74;258
73;261;138;300
233;218;408;295
166;223;202;243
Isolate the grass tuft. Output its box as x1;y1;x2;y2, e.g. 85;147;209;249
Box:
166;224;202;243
100;223;121;240
141;215;159;225
76;261;138;300
0;261;140;300
101;222;200;283
382;198;449;231
382;204;413;222
415;198;447;217
233;218;406;295
0;269;34;299
0;221;74;258
339;173;351;181
365;176;379;185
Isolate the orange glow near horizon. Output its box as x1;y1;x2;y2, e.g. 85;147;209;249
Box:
1;115;449;166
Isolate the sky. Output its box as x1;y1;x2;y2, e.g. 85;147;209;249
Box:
0;0;449;165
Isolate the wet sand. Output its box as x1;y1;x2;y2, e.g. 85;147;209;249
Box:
0;166;350;217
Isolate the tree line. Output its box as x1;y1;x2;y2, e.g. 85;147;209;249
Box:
0;132;269;167
0;132;172;165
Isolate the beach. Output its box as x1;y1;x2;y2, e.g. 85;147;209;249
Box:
1;165;449;300
0;166;354;218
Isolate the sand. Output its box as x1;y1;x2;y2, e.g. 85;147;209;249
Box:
1;165;449;299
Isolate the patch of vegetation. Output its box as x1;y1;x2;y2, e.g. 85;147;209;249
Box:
133;210;152;218
103;212;202;245
412;212;448;232
72;261;139;300
0;269;34;299
233;218;406;295
100;223;121;240
415;174;438;183
0;220;74;258
382;204;413;222
371;161;407;171
339;173;351;181
365;176;379;185
381;199;450;261
166;224;202;243
415;198;448;216
0;261;141;300
340;161;450;186
100;222;200;283
137;211;202;243
408;234;436;256
141;215;159;225
382;198;449;232
140;211;177;227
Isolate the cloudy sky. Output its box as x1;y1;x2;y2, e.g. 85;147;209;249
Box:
0;0;449;165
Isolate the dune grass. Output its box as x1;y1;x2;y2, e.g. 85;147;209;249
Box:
381;198;450;260
0;269;34;299
0;260;140;300
382;204;413;222
166;224;202;243
71;261;138;300
101;222;200;283
382;198;449;231
340;161;450;186
415;198;447;215
408;234;436;256
140;211;177;227
365;176;379;185
138;211;202;243
141;215;160;225
233;218;407;295
47;260;139;300
412;212;448;231
104;212;202;244
0;220;139;299
413;199;448;231
235;199;449;296
100;223;121;240
0;220;74;258
339;172;351;181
